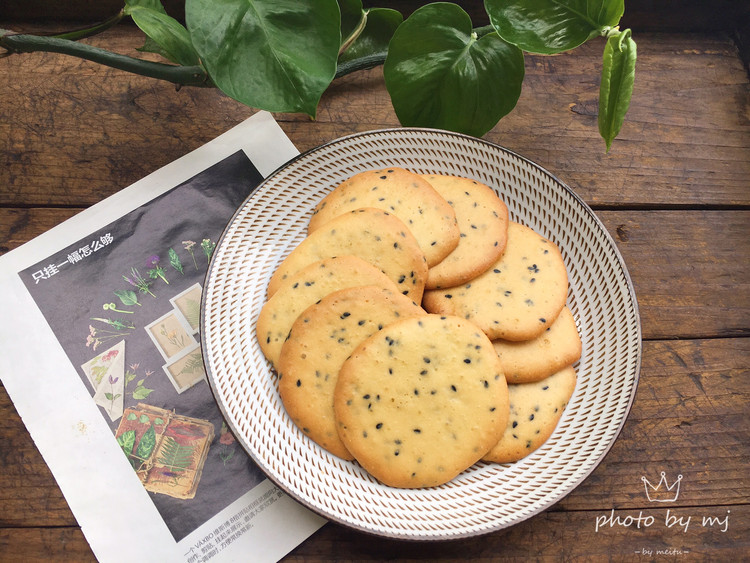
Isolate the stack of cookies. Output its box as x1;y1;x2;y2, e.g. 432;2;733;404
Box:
255;167;581;488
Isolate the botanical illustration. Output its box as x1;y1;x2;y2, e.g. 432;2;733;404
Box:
115;404;214;500
81;340;126;421
171;284;202;332
164;347;206;393
145;311;197;360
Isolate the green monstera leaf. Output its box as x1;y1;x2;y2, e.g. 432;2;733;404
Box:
485;0;624;54
384;3;524;137
185;0;341;116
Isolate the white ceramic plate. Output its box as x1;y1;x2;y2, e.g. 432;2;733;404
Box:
201;128;641;540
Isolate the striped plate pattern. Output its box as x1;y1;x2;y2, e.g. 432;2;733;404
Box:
201;128;641;540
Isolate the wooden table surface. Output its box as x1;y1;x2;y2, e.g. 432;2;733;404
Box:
1;15;749;562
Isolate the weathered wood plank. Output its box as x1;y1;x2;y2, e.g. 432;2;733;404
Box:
2;208;747;339
0;207;81;255
0;29;748;207
0;527;95;563
596;210;750;340
2;502;747;563
283;504;749;561
3;338;746;529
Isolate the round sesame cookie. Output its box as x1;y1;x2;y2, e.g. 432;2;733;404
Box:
308;167;459;267
493;306;582;384
267;207;428;303
422;222;569;342
278;286;427;460
334;314;509;488
420;174;509;289
256;256;399;370
483;365;576;464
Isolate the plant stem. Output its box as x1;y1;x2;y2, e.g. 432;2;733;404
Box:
2;23;495;85
0;32;209;86
50;12;126;41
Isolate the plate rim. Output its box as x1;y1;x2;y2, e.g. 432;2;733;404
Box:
200;126;642;540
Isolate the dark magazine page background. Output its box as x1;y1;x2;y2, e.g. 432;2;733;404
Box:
20;151;266;542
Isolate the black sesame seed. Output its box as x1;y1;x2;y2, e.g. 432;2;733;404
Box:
512;421;518;428
376;423;383;429
464;358;471;364
296;379;301;387
529;414;535;421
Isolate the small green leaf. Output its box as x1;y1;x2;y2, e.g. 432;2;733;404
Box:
139;414;150;424
485;0;624;54
124;2;200;66
339;7;403;64
114;289;140;307
132;385;155;400
104;392;114;400
185;0;341;116
168;247;184;274
598;29;636;152
117;429;137;456
154;417;165;425
127;412;138;421
384;3;524;137
136;425;157;459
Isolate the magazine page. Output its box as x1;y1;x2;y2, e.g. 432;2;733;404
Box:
0;111;326;562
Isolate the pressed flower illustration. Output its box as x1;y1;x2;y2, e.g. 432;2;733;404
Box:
124;363;155;400
201;238;215;261
103;302;133;314
105;374;121;412
146;255;169;285
91;316;135;331
86;324;129;350
182;240;198;269
219;421;236;465
123;267;155;298
168;247;184;274
160;323;187;349
114;289;141;307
